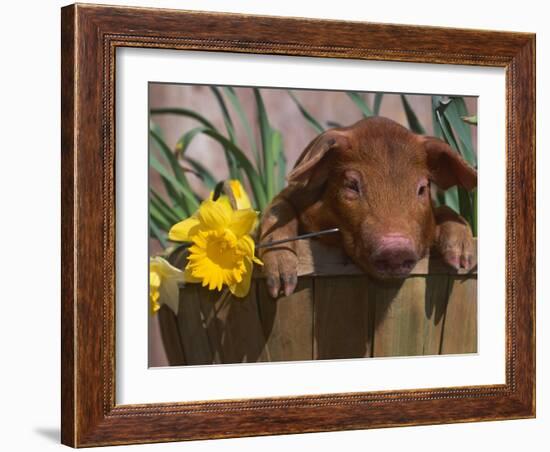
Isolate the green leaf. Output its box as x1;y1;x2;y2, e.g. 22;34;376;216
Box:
149;120;164;139
462;115;478;125
277;144;287;194
173;127;219;191
347;92;373;117
442;97;476;166
288;90;324;134
443;186;460;214
204;128;268;209
150;130;200;213
401;95;426;135
149;154;200;210
210;87;239;179
223;87;261;170
431;95;445;139
434;102;460;150
210;87;236;140
175;125;267;210
149;130;192;216
435;189;446;208
149;219;168;248
150;107;216;130
254;88;276;204
373;93;384;116
326;120;343;128
149;200;173;232
150;189;182;225
270;130;283;194
181;156;218;191
457;186;474;233
432;97;476;230
153;171;189;217
175;127;210;155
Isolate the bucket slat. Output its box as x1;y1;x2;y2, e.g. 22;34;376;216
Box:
176;285;213;365
371;277;429;357
440;276;478;354
313;276;372;360
257;279;314;362
421;274;452;355
198;282;271;364
157;305;186;365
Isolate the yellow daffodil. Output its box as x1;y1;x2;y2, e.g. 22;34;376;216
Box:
228;179;252;210
149;256;184;315
149;270;161;315
168;180;262;298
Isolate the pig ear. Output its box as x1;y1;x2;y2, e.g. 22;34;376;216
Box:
422;136;477;190
287;129;351;187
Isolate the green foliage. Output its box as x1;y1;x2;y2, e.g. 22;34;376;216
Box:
400;95;426;135
288;90;325;133
346;92;373;117
431;96;478;235
149;89;478;244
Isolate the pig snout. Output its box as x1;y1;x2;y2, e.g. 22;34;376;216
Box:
370;234;419;278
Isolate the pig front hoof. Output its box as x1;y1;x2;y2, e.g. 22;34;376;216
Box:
260;247;299;298
436;222;475;271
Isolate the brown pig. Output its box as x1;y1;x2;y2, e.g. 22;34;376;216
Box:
259;116;477;298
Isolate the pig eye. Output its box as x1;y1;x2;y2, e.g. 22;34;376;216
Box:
341;171;361;199
417;179;429;197
344;178;360;193
416;179;430;198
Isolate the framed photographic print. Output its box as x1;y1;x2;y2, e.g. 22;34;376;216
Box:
61;3;535;447
147;84;479;369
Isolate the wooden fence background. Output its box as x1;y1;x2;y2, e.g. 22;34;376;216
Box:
158;239;477;365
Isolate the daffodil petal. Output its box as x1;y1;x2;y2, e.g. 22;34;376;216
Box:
238;236;263;266
150;293;160;316
149;259;160;274
229;180;252;210
233;268;243;283
168;217;200;242
163;258;185;279
149;256;185;315
237;235;255;257
230;209;259;237
150;270;161;288
229;259;253;298
215;195;232;210
183;265;201;283
197;199;232;229
191;232;207;249
160;278;181;315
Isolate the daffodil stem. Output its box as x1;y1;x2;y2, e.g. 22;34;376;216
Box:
255;228;340;249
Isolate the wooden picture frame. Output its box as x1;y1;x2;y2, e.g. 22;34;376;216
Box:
61;3;535;447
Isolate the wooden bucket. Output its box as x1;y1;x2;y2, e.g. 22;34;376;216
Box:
158;238;477;365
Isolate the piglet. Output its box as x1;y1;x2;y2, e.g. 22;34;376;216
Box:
259;116;477;298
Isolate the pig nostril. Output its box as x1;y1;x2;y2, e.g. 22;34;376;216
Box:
372;246;418;276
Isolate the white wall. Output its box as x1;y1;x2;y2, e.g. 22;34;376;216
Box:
1;0;545;451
